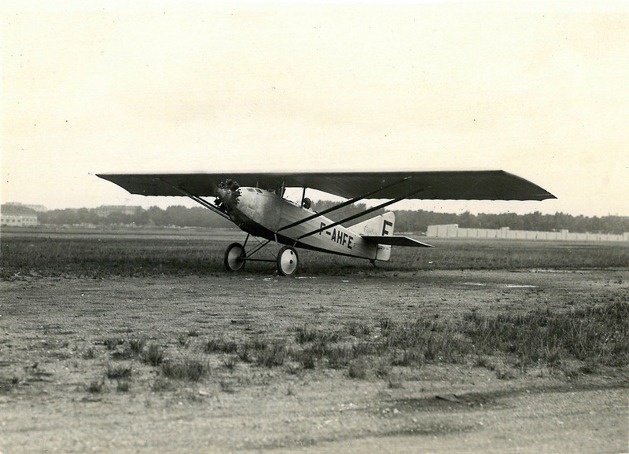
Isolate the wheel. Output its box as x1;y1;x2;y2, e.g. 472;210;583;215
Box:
277;246;299;276
224;243;246;271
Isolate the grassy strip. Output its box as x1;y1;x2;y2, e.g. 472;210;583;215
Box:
3;235;628;278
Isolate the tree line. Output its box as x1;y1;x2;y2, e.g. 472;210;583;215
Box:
3;203;628;234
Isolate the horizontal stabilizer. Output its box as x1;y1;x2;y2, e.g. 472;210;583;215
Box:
361;235;433;248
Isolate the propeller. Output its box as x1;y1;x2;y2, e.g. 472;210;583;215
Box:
214;179;242;212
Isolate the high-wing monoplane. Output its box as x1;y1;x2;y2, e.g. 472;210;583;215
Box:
96;170;555;276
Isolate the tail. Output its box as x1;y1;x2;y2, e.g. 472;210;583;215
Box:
351;212;396;261
352;212;433;262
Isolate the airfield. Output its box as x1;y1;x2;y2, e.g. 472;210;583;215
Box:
1;228;627;452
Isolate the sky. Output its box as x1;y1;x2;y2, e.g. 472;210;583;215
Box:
2;1;628;216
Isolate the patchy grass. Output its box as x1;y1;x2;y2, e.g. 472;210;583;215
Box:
188;298;627;380
255;341;288;368
86;380;104;394
348;358;369;379
129;338;146;355
141;344;165;366
103;337;124;350
295;325;341;344
461;299;629;368
161;358;209;381
106;364;132;380
204;338;238;354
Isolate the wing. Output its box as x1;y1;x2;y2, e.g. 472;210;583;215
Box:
96;170;555;201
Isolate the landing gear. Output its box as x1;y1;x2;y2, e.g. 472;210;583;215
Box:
224;241;298;276
277;246;299;276
224;243;246;271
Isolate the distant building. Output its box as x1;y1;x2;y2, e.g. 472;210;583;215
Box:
426;224;628;242
1;213;38;227
3;202;47;213
94;205;142;217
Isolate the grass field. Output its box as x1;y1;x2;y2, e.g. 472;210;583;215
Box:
2;226;628;279
1;227;627;451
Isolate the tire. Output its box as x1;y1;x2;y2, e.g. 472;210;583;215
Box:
277;246;299;276
224;243;246;271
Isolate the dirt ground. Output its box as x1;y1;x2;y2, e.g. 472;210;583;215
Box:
1;268;627;453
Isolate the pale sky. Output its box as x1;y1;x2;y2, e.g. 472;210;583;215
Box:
2;1;628;216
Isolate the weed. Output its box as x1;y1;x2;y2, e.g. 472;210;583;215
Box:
391;348;425;367
110;347;136;361
326;345;353;369
285;364;301;375
579;359;599;375
86;380;104;393
387;375;404;389
103;337;124;350
348;322;371;338
256;340;287;368
82;348;96;360
219;380;236;393
205;338;238;354
562;364;581;380
237;347;254;364
374;358;392;378
348;358;368;379
296;349;317;369
495;367;516;380
142;344;165;366
177;335;189;348
474;355;494;370
223;355;238;370
106;364;132;380
151;377;172;392
116;380;130;392
129;338;146;355
295;325;340;344
161;358;208;381
379;318;395;336
352;341;377;357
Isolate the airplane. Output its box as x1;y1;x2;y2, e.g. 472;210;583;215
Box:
96;170;555;276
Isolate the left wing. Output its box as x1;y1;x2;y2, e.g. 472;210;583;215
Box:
97;170;555;201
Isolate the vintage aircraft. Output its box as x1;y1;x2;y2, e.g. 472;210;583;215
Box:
96;170;555;276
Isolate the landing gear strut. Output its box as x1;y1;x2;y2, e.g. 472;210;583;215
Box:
277;246;299;276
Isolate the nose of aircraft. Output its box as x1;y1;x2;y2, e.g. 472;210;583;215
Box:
215;182;241;212
216;188;233;210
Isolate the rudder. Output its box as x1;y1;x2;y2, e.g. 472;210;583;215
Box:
351;212;395;261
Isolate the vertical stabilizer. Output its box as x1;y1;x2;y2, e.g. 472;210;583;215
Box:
351;212;395;261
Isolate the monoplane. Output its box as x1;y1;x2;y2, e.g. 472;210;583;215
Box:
97;170;555;276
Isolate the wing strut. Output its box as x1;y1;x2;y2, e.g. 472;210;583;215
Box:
277;177;413;233
297;186;429;241
156;178;231;220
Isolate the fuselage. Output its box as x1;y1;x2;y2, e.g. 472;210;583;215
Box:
217;186;382;259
